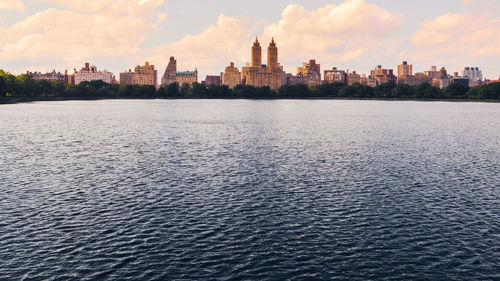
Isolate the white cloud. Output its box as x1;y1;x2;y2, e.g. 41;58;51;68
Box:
43;0;164;17
0;0;26;11
150;0;402;77
411;13;500;65
261;0;403;65
150;14;254;76
0;0;165;69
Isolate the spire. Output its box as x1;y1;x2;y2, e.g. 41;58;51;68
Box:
255;36;259;43
271;37;275;44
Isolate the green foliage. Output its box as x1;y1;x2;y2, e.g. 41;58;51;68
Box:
1;69;499;102
0;76;6;97
443;83;469;99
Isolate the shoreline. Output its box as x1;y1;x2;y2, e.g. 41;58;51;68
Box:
2;96;500;105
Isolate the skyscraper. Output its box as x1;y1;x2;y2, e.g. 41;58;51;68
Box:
222;62;241;89
397;61;413;77
161;57;177;85
267;38;278;68
463;67;482;82
241;37;284;90
252;37;262;67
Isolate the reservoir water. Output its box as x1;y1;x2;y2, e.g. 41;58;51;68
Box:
0;100;499;280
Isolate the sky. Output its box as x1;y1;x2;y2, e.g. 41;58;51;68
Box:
0;0;499;80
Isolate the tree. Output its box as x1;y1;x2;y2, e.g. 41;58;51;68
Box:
35;79;53;97
191;82;207;98
16;74;36;97
165;82;180;98
392;84;413;98
374;81;397;98
0;76;6;97
339;85;356;97
443;83;469;99
179;83;191;97
53;81;65;97
278;84;311;98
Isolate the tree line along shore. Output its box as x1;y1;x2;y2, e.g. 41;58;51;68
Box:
1;70;499;103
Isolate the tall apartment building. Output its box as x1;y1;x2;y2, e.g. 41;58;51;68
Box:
290;59;321;86
371;65;396;84
432;67;450;89
463;67;482;82
324;67;347;84
222;62;241;88
120;61;158;87
160;56;198;86
74;63;114;85
397;61;413;77
161;57;177;85
347;71;361;85
360;75;378;87
241;37;284;90
424;66;440;79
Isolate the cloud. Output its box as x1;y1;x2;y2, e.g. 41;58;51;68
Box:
0;0;26;11
0;0;165;68
261;0;403;64
150;0;402;77
150;14;254;75
43;0;164;16
411;13;500;65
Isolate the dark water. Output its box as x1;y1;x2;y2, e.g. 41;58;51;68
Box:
0;100;499;280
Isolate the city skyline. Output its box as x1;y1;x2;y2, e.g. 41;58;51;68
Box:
22;39;498;90
0;0;499;79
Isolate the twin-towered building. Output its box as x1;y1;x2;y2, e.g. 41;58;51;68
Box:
221;38;323;89
240;38;285;90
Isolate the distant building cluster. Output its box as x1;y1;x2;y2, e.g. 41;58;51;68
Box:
74;63;114;85
120;61;158;87
160;56;198;87
25;37;499;89
30;70;74;84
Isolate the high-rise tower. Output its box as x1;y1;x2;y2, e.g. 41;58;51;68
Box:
242;37;284;90
251;37;262;67
161;56;177;85
267;37;278;68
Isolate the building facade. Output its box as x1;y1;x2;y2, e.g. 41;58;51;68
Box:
31;70;65;83
371;65;396;85
203;75;221;86
324;67;347;84
241;37;284;90
161;57;177;85
176;70;198;85
463;67;482;83
424;66;440;79
222;62;241;88
290;59;321;86
120;61;158;87
432;67;450;89
74;63;114;85
397;61;413;77
347;71;361;85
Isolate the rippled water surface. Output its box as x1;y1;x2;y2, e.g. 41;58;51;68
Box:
1;100;499;280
